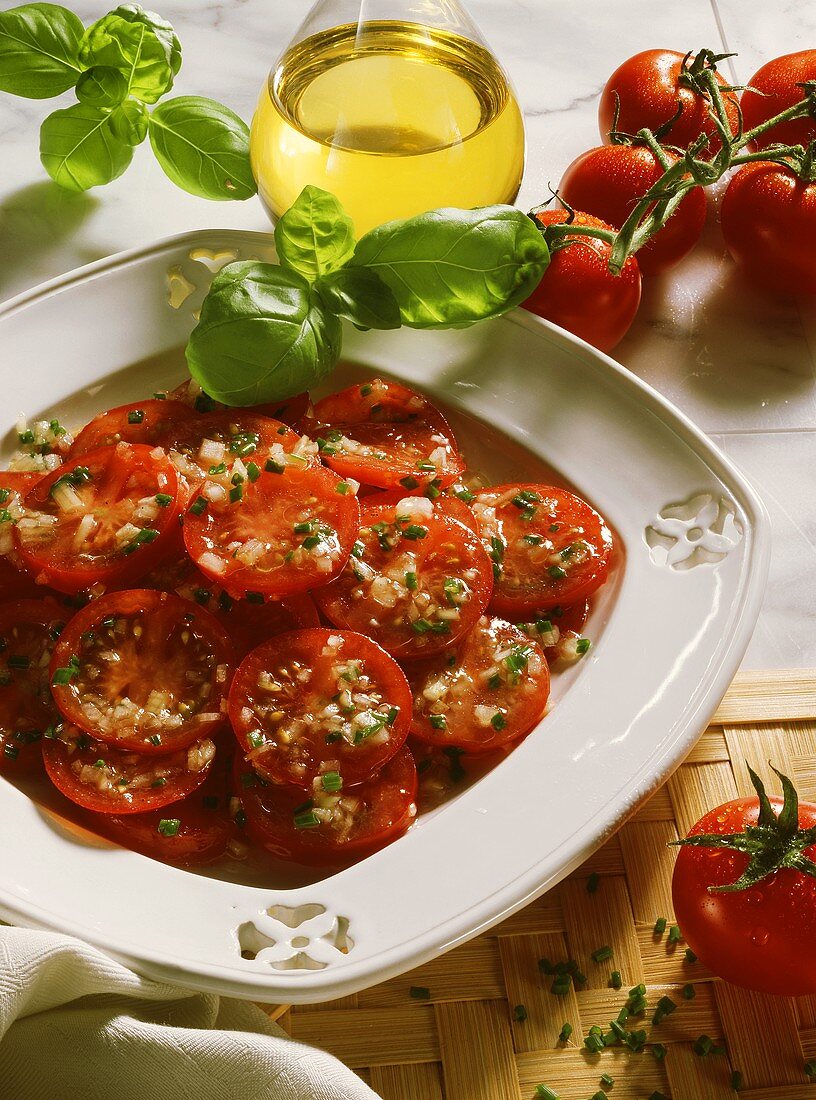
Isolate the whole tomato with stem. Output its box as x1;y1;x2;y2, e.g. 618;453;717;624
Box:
523;210;641;352
720;161;816;297
558;144;707;276
740;51;816;151
598;49;738;154
672;765;816;996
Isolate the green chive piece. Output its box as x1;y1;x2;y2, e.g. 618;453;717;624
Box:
151;777;167;788
360;384;372;396
653;917;667;936
693;1035;715;1057
52;655;80;686
491;712;506;731
148;734;162;746
591;945;613;963
600;1074;614;1088
649;1093;669;1100
409;985;430;1001
265;458;285;474
429;714;447;730
586;872;600;894
405;571;418;591
806;1060;816;1079
127;409;145;424
682;983;696;1000
731;1070;743;1091
609;970;622;990
576;637;591;655
557;1021;572;1043
548;565;566;579
534;1087;559;1100
293;810;321;829
402;524;427;540
684;948;698;963
668;924;682;945
652;1043;667;1060
652;996;677;1025
455;487;475;504
229;483;243;503
157;818;180;837
321;771;342;793
189;496;207;516
246;461;261;482
399;476;419;490
590;1093;606;1100
513;1003;527;1022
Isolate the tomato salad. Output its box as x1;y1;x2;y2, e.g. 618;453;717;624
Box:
0;379;614;868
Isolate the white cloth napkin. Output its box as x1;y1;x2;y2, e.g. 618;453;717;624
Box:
0;926;380;1100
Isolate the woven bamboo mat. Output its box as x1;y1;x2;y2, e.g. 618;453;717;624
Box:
266;670;816;1100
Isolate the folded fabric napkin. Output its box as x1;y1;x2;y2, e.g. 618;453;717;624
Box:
0;926;380;1100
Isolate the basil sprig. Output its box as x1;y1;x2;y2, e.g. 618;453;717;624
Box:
186;186;551;407
0;2;255;199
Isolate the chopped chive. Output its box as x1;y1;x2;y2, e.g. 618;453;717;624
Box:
153;391;167;400
576;637;591;655
731;1070;743;1091
409;985;430;1001
653;917;667;936
693;1035;715;1057
558;1021;572;1043
265;458;285;474
321;771;343;792
52;654;80;686
189;496;207;516
591;945;613;963
127;409;145;424
218;591;233;613
246;461;261;482
229;483;243;503
157;818;180;837
490;712;506;731
229;431;260;457
534;1087;558;1100
548;565;567;579
405;571;418;591
192;587;211;606
652;996;677;1025
682;983;696;1000
649;1094;669;1100
600;1074;614;1088
806;1060;816;1079
425;480;441;500
590;1093;606;1100
668;924;682;945
293;809;320;829
294;521;313;534
360;384;372;396
651;1043;667;1060
247;731;264;749
335;481;351;495
151;777;167;788
684;948;698;963
609;970;622;990
3;743;18;760
0;490;8;504
455;487;475;504
399;475;419;490
586;872;599;894
154;493;172;507
513;1003;527;1022
429;714;447;730
122;527;160;555
402;524;427;540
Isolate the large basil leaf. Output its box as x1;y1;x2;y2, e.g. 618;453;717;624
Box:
0;3;84;99
186;262;342;406
315;267;401;331
40;103;134;191
274;185;356;281
79;6;176;103
108;98;148;145
352;206;550;328
75;65;128;107
148;96;256;200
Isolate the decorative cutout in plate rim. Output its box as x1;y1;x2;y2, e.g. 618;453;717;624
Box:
236;902;354;971
645;491;743;570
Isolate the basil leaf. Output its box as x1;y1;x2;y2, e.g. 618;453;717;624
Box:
148;96;256;200
315;267;401;331
79;6;176;104
75;65;128;107
352;206;551;329
108;98;148;145
40;102;134;191
116;4;181;79
0;3;84;99
186;262;342;406
274;185;356;281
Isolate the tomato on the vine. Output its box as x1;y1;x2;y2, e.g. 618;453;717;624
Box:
558;145;707;276
673;767;816;996
720;163;816;297
523;211;641;352
598;49;738;153
741;51;816;151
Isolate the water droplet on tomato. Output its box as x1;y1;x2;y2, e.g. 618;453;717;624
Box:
750;926;769;946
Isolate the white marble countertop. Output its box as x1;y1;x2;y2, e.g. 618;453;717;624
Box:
1;0;814;669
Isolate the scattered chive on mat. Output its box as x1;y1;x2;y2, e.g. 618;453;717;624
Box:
264;669;816;1098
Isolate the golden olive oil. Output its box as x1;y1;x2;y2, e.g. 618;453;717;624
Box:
250;21;526;234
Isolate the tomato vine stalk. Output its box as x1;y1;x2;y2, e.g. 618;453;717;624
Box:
531;49;816;275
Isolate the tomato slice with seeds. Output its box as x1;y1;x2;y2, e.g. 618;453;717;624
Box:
96;798;234;866
147;552;320;658
299;379;464;491
516;599;591;662
229;627;412;788
50;589;233;754
0;598;65;774
183;460;360;599
313;495;492;661
69;399;199;457
42;723;216;814
472;484;613;616
168;379;310;426
14;443;181;595
0;471;48;595
408;616;550;753
369;487;479;533
237;745;417;866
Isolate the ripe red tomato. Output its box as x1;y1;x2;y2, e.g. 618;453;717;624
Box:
314;496;493;661
237;745;417;866
673;790;816;995
408;616;550;753
558;145;707;276
229;627;412;788
471;484;614;617
50;589;234;754
598;49;738;153
720;163;816;297
42;724;215;814
523;211;641;351
69;399;198;456
300;379;464;491
741;51;816;151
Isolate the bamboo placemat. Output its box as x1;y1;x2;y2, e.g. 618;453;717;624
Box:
265;670;816;1100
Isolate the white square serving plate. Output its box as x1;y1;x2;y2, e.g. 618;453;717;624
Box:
0;230;769;1002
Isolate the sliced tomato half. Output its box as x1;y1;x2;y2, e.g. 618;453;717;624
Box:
300;379;464;491
238;745;417;865
169;379;310;426
50;589;234;753
314;495;492;660
14;443;181;595
408;616;550;753
472;484;613;616
42;723;216;813
69;399;199;456
183;461;360;599
229;627;412;788
0;597;66;775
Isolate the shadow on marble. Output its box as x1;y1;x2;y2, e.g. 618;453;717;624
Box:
0;182;97;296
